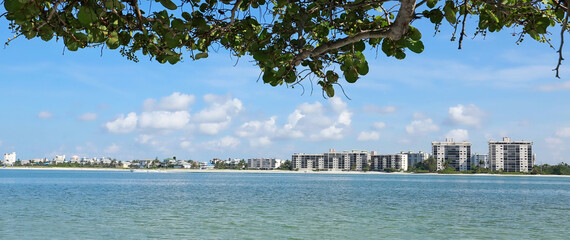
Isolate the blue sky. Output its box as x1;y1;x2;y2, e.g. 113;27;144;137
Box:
1;15;570;164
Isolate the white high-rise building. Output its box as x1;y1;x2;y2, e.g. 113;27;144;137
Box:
53;155;66;164
401;151;429;169
3;152;16;166
371;154;408;171
432;138;471;171
471;153;488;169
488;137;533;172
292;150;369;171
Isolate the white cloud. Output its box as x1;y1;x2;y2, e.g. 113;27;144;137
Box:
78;112;97;121
447;104;485;127
236;117;277;138
143;92;195;111
37;111;53;119
362;105;397;114
555;127;570;138
406;118;439;135
298;102;324;115
446;129;469;142
199;119;231;135
105;112;138;133
538;81;570;92
136;134;153;144
139;111;190;129
250;137;272;147
357;131;380;141
337;111;352;126
193;95;243;122
104;144;120;154
329;97;348;113
311;126;343;141
372;122;386;130
203;136;240;150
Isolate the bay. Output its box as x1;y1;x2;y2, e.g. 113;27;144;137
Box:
0;170;568;239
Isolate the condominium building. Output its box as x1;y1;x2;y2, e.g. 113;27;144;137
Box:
488;137;533;172
432;138;471;171
471;153;488;169
401;151;429;169
292;149;369;171
371;154;408;171
3;152;16;166
53;155;66;164
248;158;281;169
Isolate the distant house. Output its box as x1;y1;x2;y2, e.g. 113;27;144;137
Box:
53;155;66;164
173;161;192;169
200;162;214;170
120;161;131;168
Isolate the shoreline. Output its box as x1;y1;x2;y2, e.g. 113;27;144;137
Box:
1;167;569;177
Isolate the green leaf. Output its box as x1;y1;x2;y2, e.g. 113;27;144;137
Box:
344;68;358;83
67;41;79;51
356;61;369;75
409;27;422;41
77;6;98;26
106;31;120;49
325;85;334;97
354;40;365;52
159;0;177;10
4;0;28;12
381;39;394;57
395;49;406;60
195;52;209;59
406;40;424;54
427;0;437;8
443;1;456;24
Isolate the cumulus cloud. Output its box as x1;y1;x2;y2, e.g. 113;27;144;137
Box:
362;105;397;114
105;112;138;133
311;126;343;141
203;136;240;150
78;112;97;121
447;104;485;127
413;112;427;119
406;118;439;135
143;92;195;111
446;129;469;142
199;119;231;135
372;122;386;130
250;136;272;147
555;127;570;138
193;95;243;122
139;111;190;129
357;131;380;141
136;134;153;144
37;111;53;119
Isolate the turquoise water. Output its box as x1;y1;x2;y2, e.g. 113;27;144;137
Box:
0;170;569;239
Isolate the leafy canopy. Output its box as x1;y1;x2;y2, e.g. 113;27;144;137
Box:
3;0;568;96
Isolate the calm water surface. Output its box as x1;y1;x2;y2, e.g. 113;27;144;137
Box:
0;170;568;239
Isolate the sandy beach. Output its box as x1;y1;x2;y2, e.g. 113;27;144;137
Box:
2;166;569;177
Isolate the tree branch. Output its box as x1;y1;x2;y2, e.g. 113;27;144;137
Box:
555;1;570;78
293;0;416;65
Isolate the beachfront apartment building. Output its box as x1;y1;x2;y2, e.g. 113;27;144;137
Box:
371;154;408;171
3;152;16;166
471;153;489;169
432;138;471;171
401;151;429;169
292;149;369;171
488;137;534;172
248;158;282;169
